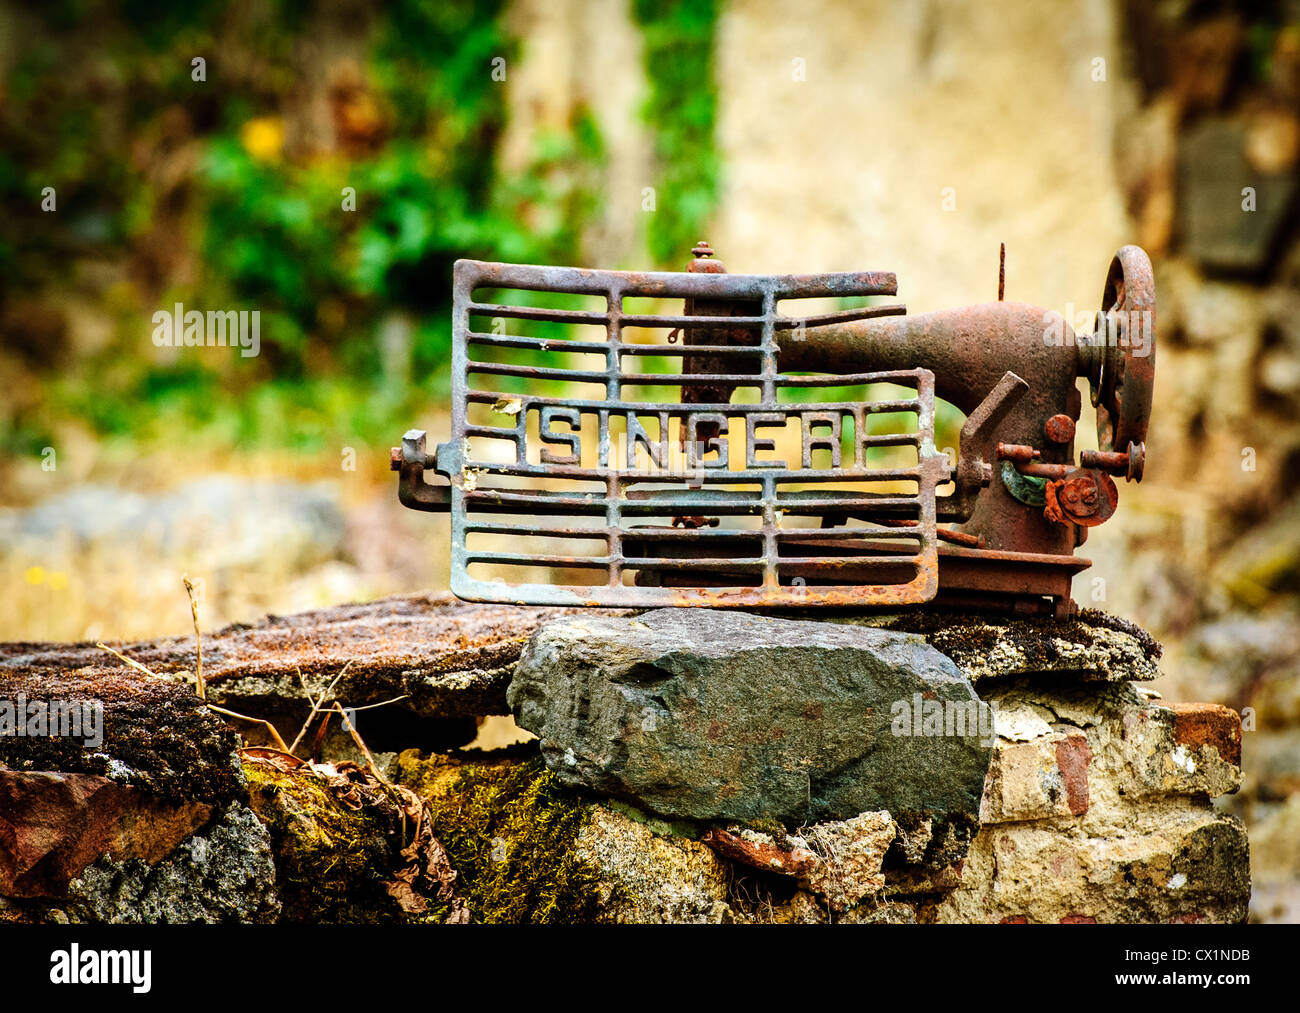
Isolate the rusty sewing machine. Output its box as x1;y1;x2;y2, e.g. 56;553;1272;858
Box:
391;242;1155;617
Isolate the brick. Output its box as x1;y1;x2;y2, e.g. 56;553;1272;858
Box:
1121;703;1242;799
1055;735;1092;816
980;732;1091;823
1168;702;1242;766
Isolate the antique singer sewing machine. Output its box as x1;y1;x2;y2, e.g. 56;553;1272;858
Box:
392;242;1155;617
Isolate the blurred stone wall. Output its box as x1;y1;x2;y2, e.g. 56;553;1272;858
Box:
712;0;1130;315
499;0;654;268
1099;1;1300;924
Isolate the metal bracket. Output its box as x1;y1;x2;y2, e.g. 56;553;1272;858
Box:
391;429;450;513
949;370;1029;520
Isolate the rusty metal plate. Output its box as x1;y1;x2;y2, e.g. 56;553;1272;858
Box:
436;259;948;607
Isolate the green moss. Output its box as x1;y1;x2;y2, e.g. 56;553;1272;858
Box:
397;750;605;924
746;816;794;848
246;763;443;924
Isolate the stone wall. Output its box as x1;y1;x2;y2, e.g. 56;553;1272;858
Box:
0;596;1250;924
1086;2;1300;923
501;609;1248;923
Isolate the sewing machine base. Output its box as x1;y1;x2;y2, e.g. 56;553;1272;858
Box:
623;531;1088;617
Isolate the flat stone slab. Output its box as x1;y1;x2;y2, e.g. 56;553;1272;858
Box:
0;593;626;725
1;600;1161;743
509;609;993;828
855;609;1162;684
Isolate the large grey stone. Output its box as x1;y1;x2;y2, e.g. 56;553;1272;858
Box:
508;610;992;827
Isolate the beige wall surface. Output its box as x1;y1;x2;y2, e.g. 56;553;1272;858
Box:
715;0;1132;316
507;0;1133;315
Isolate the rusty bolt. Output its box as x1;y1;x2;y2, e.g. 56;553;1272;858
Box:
1060;473;1099;516
1044;414;1076;444
996;442;1041;464
687;241;725;273
1080;443;1144;482
1044;468;1118;527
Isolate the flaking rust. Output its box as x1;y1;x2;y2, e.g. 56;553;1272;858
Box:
394;242;1156;617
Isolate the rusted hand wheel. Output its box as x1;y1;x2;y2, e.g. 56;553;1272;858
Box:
1091;245;1156;461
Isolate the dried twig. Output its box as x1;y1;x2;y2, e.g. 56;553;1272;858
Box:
207;704;291;752
99;603;406;771
96;642;164;679
182;575;205;700
287;662;354;755
329;700;421;851
332;702;387;786
347;695;410;713
288;669;319;756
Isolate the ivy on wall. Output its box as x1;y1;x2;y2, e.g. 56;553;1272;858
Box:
632;0;720;267
1;0;728;449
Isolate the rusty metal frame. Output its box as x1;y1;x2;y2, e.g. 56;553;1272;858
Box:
425;259;948;607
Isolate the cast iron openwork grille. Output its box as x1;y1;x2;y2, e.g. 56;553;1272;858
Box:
440;259;949;607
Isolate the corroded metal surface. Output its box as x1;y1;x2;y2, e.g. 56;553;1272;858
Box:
415;256;946;608
395;243;1157;616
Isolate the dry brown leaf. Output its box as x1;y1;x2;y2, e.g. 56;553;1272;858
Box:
244;747;467;921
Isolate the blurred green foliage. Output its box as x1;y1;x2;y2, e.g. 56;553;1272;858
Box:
0;0;613;455
633;0;719;267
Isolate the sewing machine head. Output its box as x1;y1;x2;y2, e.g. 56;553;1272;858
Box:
393;242;1155;617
